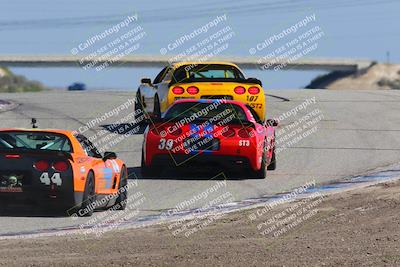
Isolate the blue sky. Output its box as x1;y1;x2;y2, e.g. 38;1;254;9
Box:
1;0;399;89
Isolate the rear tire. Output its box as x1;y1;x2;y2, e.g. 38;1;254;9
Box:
249;141;267;179
112;166;128;210
141;149;157;178
154;95;161;118
135;92;146;126
78;171;96;217
267;148;276;170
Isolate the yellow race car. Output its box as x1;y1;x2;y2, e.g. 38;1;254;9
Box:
135;62;266;122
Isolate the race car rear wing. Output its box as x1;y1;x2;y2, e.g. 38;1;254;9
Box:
0;149;73;162
151;117;256;129
169;77;262;86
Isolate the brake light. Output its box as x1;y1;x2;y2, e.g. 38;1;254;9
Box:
53;161;68;172
5;154;20;159
248;87;260;95
238;128;255;138
34;160;50;171
234;86;246;95
187;86;199;95
172;87;184;95
221;127;236;138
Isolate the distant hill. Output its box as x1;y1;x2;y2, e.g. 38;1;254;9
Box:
0;67;46;92
306;63;400;90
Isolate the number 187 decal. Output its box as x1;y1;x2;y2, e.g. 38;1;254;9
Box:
40;172;62;186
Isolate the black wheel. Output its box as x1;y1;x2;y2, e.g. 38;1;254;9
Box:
135;92;146;126
112;166;128;210
153;95;161;118
141;149;157;178
78;171;96;217
249;141;267;179
267;148;276;170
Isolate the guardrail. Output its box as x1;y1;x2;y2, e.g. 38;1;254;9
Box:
0;55;374;71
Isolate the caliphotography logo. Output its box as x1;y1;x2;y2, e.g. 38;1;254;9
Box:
0;1;399;266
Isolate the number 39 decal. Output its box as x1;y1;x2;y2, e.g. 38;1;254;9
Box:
158;138;174;150
40;172;62;186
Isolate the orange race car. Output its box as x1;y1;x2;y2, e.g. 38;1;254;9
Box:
0;128;128;217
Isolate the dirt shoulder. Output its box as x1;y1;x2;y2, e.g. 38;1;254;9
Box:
1;181;400;267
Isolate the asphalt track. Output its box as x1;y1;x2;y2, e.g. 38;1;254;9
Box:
0;89;399;236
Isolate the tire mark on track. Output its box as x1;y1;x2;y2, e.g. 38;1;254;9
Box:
265;93;290;102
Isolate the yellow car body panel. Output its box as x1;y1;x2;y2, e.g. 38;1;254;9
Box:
163;81;265;120
137;62;267;121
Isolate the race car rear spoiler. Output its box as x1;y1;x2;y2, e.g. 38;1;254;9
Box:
170;77;262;86
0;149;73;162
153;117;256;128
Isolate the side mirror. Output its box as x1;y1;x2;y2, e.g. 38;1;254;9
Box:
141;78;152;84
247;77;262;86
103;151;117;161
265;119;278;127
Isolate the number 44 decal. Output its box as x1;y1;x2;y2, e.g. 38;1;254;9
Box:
40;172;62;186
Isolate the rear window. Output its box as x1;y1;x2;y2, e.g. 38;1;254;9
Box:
172;64;245;84
0;131;72;152
164;102;248;123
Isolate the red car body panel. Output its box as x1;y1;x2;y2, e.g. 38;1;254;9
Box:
143;99;275;172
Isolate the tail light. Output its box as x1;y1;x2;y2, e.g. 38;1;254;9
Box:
172;87;184;95
248;87;260;95
53;161;68;172
5;154;20;159
234;86;246;95
34;160;50;171
186;86;199;95
238;128;255;138
221;127;236;138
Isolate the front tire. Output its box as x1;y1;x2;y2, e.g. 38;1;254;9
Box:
141;149;157;178
112;166;128;210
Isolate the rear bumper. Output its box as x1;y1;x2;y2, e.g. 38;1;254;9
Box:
149;153;252;171
0;187;78;208
0;170;78;209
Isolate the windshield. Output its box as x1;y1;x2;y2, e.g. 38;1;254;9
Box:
0;131;72;152
164;102;248;123
172;64;245;84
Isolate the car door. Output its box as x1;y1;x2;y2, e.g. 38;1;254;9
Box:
140;66;170;114
76;135;117;195
156;67;175;112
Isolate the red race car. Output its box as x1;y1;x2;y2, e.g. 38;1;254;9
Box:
141;99;277;178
